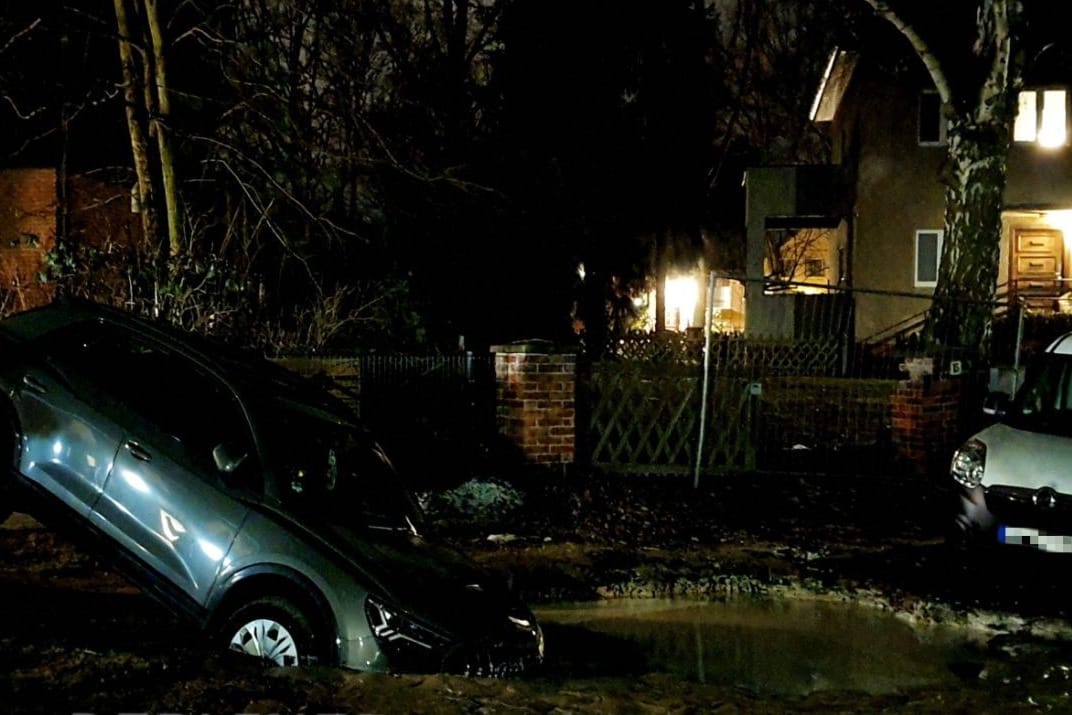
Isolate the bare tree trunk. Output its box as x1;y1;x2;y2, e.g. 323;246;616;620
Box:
864;0;1022;353
926;122;1009;351
113;0;159;252
143;0;182;259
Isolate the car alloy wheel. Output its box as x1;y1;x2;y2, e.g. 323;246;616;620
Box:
228;618;301;666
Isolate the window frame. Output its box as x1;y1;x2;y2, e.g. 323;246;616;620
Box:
914;229;944;288
1014;87;1069;147
42;320;262;489
918;90;947;146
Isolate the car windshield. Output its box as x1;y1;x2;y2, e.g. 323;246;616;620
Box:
256;399;420;532
1007;353;1072;435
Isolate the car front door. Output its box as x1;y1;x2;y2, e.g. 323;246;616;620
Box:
83;327;256;606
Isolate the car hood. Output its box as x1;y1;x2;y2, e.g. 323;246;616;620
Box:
313;521;527;638
974;422;1072;492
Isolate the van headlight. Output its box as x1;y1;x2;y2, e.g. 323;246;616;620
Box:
951;439;986;489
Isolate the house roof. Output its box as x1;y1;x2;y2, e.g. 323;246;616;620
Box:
809;49;858;123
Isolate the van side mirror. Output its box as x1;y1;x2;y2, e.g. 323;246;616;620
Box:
983;392;1010;418
213;442;248;474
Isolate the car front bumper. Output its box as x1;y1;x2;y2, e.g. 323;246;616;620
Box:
954;483;1072;551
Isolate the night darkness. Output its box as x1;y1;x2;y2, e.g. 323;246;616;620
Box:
1;0;834;349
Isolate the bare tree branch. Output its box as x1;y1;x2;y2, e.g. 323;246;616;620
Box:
861;0;953;105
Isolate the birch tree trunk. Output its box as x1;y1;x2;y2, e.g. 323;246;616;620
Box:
865;0;1023;354
113;0;159;252
927;120;1010;350
143;0;182;259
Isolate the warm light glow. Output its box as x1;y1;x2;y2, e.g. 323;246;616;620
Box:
1014;90;1037;142
664;276;699;331
1041;209;1072;240
1039;90;1067;148
711;285;732;310
639;275;744;332
1014;89;1067;147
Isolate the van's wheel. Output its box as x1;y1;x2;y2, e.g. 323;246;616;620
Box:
219;595;328;667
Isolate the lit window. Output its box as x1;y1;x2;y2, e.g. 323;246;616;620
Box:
1014;89;1067;147
1040;90;1067;147
664;276;698;331
914;230;943;288
1014;91;1038;141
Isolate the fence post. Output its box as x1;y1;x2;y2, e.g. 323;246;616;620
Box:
694;271;717;488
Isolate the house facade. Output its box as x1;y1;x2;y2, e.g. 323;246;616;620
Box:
746;43;1072;343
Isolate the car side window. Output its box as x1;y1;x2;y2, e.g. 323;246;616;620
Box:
44;322;261;491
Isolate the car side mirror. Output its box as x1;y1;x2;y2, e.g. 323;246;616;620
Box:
983;392;1010;418
213;442;248;475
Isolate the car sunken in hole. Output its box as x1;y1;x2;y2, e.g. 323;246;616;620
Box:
0;300;543;673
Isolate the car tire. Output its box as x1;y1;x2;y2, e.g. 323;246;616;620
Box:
218;595;329;667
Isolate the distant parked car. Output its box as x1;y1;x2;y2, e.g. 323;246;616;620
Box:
0;300;543;673
951;332;1072;553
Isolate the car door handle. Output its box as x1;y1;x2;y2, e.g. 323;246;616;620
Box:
125;441;152;463
21;374;46;395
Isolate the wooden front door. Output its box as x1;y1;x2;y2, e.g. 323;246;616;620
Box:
1011;228;1063;304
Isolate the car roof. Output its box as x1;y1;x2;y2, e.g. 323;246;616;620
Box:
1;299;358;426
1047;333;1072;355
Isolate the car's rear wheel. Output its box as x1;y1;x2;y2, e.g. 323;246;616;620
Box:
218;595;328;667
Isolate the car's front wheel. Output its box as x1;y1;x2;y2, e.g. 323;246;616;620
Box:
218;595;329;667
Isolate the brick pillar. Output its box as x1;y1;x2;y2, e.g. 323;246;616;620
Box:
492;342;576;464
891;377;963;475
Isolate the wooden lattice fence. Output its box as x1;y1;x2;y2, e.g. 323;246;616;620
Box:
582;331;906;477
585;362;755;475
599;333;847;376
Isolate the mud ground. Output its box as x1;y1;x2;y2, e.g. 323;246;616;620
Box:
3;473;1072;713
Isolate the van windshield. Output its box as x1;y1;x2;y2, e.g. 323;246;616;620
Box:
1007;354;1072;435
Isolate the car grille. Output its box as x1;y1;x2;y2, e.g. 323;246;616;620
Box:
446;649;540;677
442;635;542;677
986;485;1072;532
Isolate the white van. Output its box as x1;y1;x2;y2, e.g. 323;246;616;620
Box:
951;333;1072;553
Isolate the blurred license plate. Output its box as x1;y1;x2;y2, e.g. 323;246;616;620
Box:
998;526;1072;553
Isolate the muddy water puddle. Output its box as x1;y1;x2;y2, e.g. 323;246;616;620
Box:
534;598;984;697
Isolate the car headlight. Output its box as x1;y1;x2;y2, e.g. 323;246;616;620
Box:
951;439;986;489
508;613;545;660
365;596;451;660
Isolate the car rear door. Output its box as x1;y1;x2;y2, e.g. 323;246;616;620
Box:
80;326;255;606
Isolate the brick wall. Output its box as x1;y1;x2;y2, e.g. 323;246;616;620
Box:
891;377;963;475
0;168;57;311
493;343;576;464
0;169;140;314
